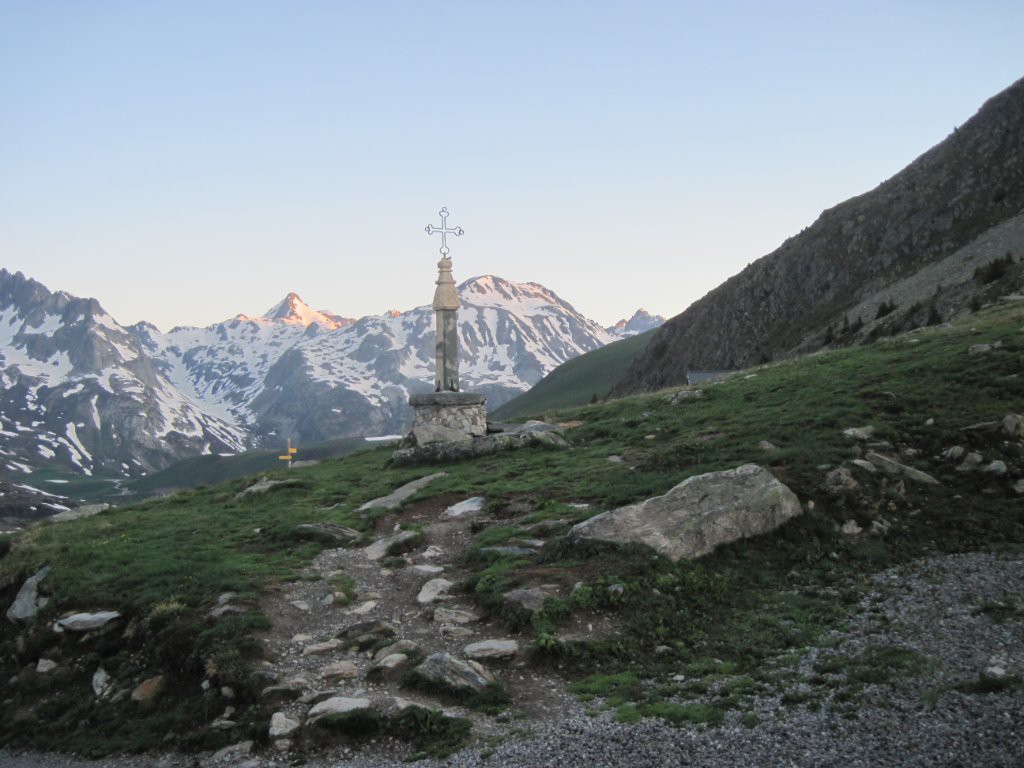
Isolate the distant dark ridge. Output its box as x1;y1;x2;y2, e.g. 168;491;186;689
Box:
614;75;1024;395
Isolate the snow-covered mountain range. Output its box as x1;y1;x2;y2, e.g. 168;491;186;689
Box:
607;309;667;338
0;268;661;478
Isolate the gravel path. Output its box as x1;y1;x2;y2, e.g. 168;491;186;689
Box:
3;550;1022;768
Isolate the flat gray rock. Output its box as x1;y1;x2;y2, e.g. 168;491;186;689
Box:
865;451;939;484
571;464;802;561
413;652;494;693
416;578;453;605
463;639;519;661
503;587;549;613
6;566;51;622
364;530;420;561
433;607;480;625
56;610;121;632
306;696;372;722
269;711;300;738
441;496;486;520
358;472;448;512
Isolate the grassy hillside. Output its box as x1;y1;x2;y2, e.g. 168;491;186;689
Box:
1;303;1022;756
491;329;656;420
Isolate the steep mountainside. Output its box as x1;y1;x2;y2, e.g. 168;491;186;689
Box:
0;271;614;476
0;270;246;477
615;76;1024;394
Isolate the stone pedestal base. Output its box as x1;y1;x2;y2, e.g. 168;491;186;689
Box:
409;392;487;439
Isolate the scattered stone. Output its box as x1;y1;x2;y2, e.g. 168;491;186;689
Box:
364;530;421;561
463;639;518;661
290;600;311;612
295;523;361;544
6;566;51;623
607;455;625;463
823;466;859;494
850;459;878;474
367;653;409;678
306;696;372;723
503;587;549;613
302;639;342;656
131;674;166;705
841;520;864;535
35;658;57;674
758;440;779;452
374;639;421;661
924;418;935;426
842;426;876;440
433;607;480;625
962;420;1001;433
321;660;359;680
942;446;967;461
1002;413;1024;437
479;546;537;557
336;620;396;645
968;343;992;355
1013;479;1024;496
956;452;985;473
56;610;121;632
261;684;305;703
92;667;112;698
269;711;300;739
292;633;313;644
441;496;486;520
412;564;445;576
358;472;448;512
865;452;939;485
235;476;299;499
666;389;704;403
412;652;494;693
983;460;1008;476
211;741;253;762
421;545;444;559
416;578;453;605
571;464;803;561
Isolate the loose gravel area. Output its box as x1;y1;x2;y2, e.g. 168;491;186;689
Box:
3;550;1022;768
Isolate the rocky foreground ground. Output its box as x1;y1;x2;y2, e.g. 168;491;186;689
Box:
3;549;1021;768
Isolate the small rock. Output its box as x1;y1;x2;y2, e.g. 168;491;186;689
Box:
131;674;166;705
956;452;985;473
421;545;444;559
865;452;939;485
412;564;445;576
367;653;409;678
433;607;480;625
666;389;704;403
968;343;992;355
758;440;779;452
92;667;112;698
1013;479;1024;496
850;459;878;474
306;696;372;723
347;600;378;615
303;639;342;656
924;418;935;426
503;587;548;613
56;611;122;632
374;639;421;661
842;426;875;440
441;497;486;520
840;520;863;535
1002;414;1024;437
607;455;625;463
463;639;518;661
942;446;967;461
365;530;420;561
983;460;1008;476
269;711;301;739
235;477;296;499
290;600;311;612
823;466;859;494
36;659;58;674
6;566;51;623
358;472;448;512
211;741;253;762
412;652;494;693
292;633;313;643
321;660;359;680
416;578;453;605
336;619;397;645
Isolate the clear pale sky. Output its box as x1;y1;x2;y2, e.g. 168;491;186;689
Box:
1;2;1021;331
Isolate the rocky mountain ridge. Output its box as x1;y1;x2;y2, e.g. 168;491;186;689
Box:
0;270;621;477
615;75;1024;394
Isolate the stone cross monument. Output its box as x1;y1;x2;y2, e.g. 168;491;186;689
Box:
407;207;487;441
426;207;463;392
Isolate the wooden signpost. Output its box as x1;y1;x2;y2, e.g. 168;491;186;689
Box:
278;438;298;468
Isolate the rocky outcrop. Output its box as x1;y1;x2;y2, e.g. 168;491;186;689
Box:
6;566;51;622
614;76;1024;394
571;464;802;561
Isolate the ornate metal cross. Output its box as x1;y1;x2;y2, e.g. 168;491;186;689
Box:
425;207;464;256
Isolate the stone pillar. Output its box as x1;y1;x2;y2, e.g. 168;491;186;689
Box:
433;255;460;392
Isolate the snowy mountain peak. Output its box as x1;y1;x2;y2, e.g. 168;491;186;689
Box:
458;275;572;312
608;308;667;337
263;293;341;328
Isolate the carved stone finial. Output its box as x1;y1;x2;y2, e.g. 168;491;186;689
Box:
433;255;459;311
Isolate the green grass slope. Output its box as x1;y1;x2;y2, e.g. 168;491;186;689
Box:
1;303;1022;756
490;329;657;420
